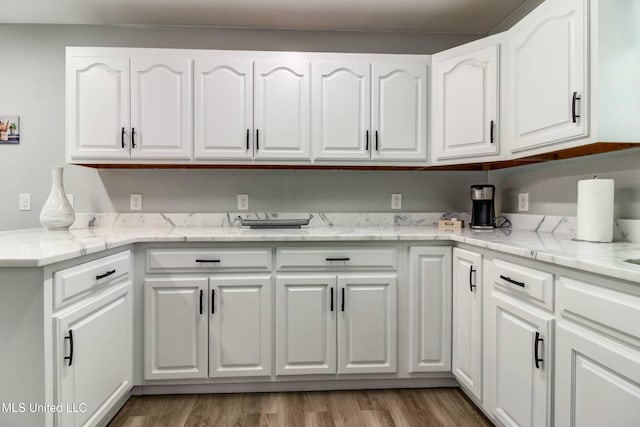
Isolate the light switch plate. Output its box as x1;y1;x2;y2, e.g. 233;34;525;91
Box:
18;193;31;211
130;193;142;211
237;194;249;211
391;193;402;210
518;193;529;212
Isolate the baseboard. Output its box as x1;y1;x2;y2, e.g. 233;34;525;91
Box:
458;384;496;426
97;390;131;427
133;377;459;396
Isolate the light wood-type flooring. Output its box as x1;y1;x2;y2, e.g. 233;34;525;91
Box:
108;388;493;427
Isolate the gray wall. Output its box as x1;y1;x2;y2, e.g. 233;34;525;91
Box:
0;24;483;230
490;149;640;219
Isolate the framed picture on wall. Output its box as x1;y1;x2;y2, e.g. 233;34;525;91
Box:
0;116;20;144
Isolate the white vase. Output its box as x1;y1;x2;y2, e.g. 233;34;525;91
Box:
39;167;75;230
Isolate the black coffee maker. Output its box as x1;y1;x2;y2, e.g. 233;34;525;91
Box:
470;185;496;229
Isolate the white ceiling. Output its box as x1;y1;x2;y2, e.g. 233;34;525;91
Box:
0;0;532;34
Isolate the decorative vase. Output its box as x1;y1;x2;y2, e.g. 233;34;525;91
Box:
39;167;75;230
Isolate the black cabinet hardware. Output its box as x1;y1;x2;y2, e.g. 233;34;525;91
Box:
572;92;581;123
534;332;544;369
96;269;116;281
246;129;250;150
366;130;369;151
375;131;379;151
490;120;495;144
121;127;126;148
341;288;345;312
326;257;350;262
256;129;259;151
131;127;136;148
469;265;476;292
195;259;221;263
199;290;204;315
499;275;525;287
212;289;216;314
330;287;334;312
64;330;74;367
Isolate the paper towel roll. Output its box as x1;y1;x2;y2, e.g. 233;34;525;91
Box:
576;178;614;242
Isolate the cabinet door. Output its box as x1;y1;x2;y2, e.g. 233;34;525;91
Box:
276;275;336;375
131;56;192;159
254;60;310;160
312;61;371;161
372;63;427;161
508;0;588;153
194;59;253;160
491;293;553;427
54;284;132;427
66;56;130;159
409;247;452;373
452;248;483;399
144;277;208;379
433;45;499;161
338;273;397;374
556;322;640;427
209;275;271;377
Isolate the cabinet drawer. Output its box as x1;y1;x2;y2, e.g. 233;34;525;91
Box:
146;248;272;272
53;250;131;310
276;247;397;270
492;258;553;310
558;276;640;341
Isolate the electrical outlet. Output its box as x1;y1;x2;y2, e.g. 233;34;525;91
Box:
130;193;142;211
237;194;249;211
391;193;402;210
66;194;75;209
18;193;31;211
518;193;529;212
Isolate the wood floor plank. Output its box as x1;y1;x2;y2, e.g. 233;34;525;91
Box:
109;388;493;427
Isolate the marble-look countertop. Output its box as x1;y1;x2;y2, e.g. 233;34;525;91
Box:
1;225;640;284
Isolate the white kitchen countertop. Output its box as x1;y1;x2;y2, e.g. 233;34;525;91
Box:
1;225;640;284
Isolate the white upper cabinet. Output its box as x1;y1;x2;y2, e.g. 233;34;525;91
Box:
507;0;588;153
254;60;311;160
194;59;253;160
432;43;499;161
131;56;192;159
66;56;131;159
372;63;427;161
312;61;371;161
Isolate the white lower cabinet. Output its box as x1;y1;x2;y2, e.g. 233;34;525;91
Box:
54;283;133;427
144;277;209;380
490;292;553;427
452;248;482;399
209;276;271;377
409;246;452;373
555;322;640;427
276;272;397;375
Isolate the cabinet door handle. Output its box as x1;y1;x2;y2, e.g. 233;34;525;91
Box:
469;266;476;292
64;329;74;367
572;91;581;123
490;120;495;144
96;269;116;281
199;290;204;315
211;289;216;314
534;332;544;369
375;131;379;152
131;127;136;148
195;259;220;263
326;257;350;262
499;275;525;287
256;129;259;151
365;130;369;151
246;128;250;151
341;288;345;312
330;287;334;312
121;127;126;148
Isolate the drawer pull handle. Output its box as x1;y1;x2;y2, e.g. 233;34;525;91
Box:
212;289;216;314
534;332;544;369
326;257;350;262
96;269;116;281
64;329;74;367
246;128;250;151
375;130;379;152
131;127;136;149
572;91;581;123
341;288;345;312
330;287;334;312
365;130;369;151
121;127;126;149
499;275;525;287
195;259;221;263
199;290;204;315
490;120;495;144
469;266;476;292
